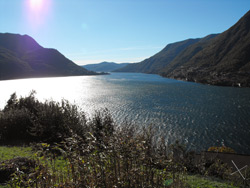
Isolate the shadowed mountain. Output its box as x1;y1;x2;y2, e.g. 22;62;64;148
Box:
0;33;96;80
83;62;129;72
162;10;250;87
115;38;202;73
116;10;250;87
159;34;218;76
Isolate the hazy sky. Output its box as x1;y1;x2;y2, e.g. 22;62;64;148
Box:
0;0;249;65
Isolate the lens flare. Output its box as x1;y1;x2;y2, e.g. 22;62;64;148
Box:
24;0;51;30
30;0;43;10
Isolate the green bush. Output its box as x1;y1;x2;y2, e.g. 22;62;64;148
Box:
0;91;87;145
0;107;37;145
8;124;176;188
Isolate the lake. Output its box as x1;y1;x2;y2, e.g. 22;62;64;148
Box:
0;73;250;154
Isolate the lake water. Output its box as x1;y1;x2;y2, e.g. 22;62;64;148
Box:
0;73;250;154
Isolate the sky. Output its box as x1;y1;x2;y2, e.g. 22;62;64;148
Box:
0;0;250;65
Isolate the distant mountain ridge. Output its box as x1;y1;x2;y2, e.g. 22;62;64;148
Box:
115;38;206;73
83;62;129;72
116;10;250;87
0;33;96;80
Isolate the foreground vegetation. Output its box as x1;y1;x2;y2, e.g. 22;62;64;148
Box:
0;145;239;188
0;147;33;162
0;92;249;187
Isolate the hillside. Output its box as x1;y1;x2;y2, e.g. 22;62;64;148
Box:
0;33;96;80
159;34;218;76
83;62;129;72
115;38;202;73
116;10;250;87
163;10;250;87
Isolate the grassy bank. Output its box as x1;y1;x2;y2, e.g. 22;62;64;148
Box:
0;146;33;161
0;146;239;188
187;175;238;188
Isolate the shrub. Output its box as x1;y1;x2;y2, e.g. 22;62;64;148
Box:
0;108;36;145
0;157;37;184
6;119;177;187
208;146;236;153
0;92;87;145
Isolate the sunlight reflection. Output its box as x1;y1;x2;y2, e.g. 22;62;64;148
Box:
0;76;88;108
0;76;111;117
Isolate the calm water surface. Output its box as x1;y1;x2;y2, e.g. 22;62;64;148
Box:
1;73;250;153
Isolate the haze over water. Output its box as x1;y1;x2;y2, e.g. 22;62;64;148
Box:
1;73;250;154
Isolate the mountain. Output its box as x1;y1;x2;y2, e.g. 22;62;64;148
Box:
115;38;203;73
83;62;129;72
163;10;250;87
159;34;218;76
117;10;250;87
0;33;96;80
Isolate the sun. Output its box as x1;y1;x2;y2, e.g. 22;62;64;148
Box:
30;0;44;10
25;0;51;29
